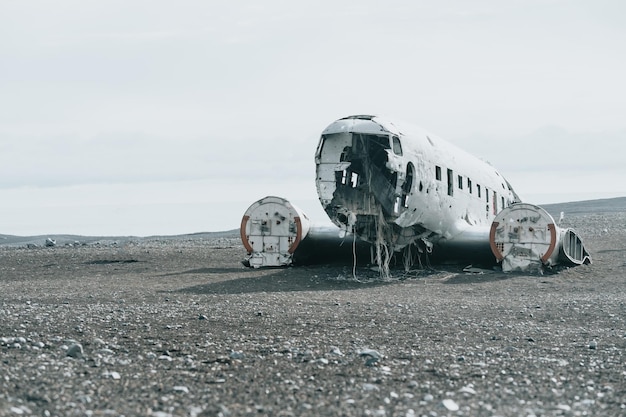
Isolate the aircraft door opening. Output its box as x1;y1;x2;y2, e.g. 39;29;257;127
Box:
402;163;415;208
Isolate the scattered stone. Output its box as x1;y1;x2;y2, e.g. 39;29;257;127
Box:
459;385;477;395
358;348;381;360
151;412;173;417
229;350;245;360
66;343;83;358
441;399;459;411
45;238;56;247
589;339;598;349
329;346;344;356
359;348;381;366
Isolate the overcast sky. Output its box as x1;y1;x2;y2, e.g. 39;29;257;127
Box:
1;1;625;236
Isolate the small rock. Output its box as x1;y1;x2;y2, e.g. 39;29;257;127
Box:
589;340;597;350
173;386;189;394
229;350;245;360
66;343;83;358
459;385;476;395
329;346;344;356
359;348;381;366
358;348;381;360
45;238;56;247
442;399;459;411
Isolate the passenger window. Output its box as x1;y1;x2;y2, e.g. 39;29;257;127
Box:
493;191;497;214
435;166;442;181
392;136;403;156
477;185;481;198
467;178;472;194
457;175;463;190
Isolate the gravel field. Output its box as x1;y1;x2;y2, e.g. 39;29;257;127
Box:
1;199;625;417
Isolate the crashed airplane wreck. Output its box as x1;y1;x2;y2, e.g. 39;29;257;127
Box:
241;115;591;273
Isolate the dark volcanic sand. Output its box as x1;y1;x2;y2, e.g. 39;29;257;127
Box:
1;199;625;416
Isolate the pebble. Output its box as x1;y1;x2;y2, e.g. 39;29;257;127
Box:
229;350;245;360
172;386;189;394
459;385;477;395
442;399;459;411
66;343;84;358
358;348;381;360
329;346;344;356
359;348;381;366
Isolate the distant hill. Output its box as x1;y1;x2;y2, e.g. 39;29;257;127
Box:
0;230;239;248
541;196;626;216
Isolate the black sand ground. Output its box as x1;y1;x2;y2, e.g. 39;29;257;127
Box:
1;198;625;416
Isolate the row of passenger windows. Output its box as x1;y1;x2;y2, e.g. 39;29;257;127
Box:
435;165;507;213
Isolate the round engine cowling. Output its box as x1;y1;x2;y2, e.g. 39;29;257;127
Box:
490;203;560;272
240;196;311;268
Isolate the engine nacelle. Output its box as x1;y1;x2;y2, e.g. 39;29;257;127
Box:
240;196;311;268
490;203;591;272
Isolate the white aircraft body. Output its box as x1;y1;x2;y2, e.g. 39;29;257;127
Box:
241;115;591;272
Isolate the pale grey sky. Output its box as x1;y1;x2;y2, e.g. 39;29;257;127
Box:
1;1;625;235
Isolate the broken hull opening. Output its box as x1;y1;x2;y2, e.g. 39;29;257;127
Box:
316;130;414;249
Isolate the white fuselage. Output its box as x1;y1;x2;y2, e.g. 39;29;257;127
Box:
315;115;520;254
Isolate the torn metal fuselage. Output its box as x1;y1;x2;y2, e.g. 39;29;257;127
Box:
315;115;520;265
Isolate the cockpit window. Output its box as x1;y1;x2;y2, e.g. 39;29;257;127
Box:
392;136;403;156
